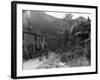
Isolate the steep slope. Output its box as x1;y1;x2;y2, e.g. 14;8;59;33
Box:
29;11;68;35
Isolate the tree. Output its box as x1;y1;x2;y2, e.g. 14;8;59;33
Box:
63;14;73;20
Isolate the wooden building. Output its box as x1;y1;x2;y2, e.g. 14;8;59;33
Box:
23;28;60;60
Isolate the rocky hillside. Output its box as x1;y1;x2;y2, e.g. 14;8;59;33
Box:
23;11;71;37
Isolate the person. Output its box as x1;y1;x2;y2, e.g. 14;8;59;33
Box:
44;42;49;59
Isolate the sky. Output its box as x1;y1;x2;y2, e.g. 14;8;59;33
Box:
25;10;91;19
45;12;91;19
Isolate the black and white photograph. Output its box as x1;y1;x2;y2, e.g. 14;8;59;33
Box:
22;10;91;69
11;1;97;79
